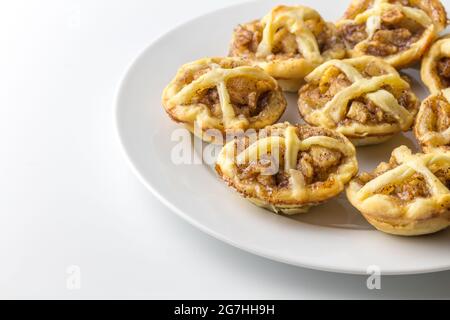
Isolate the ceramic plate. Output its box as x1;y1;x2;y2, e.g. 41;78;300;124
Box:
116;0;450;275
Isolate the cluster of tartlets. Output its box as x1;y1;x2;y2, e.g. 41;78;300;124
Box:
162;0;450;236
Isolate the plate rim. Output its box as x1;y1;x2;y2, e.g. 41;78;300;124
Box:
114;0;450;276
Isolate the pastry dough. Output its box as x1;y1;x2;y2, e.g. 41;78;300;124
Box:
421;35;450;94
298;56;419;146
162;57;286;143
347;146;450;236
229;5;346;92
337;0;447;68
216;123;358;215
415;88;450;153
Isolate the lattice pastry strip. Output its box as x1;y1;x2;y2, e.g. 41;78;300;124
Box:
307;62;410;125
216;123;358;215
356;148;449;200
337;0;446;68
421;36;450;94
298;57;419;146
352;0;433;28
162;57;286;143
347;146;450;236
170;65;275;128
229;5;346;92
256;6;322;63
415;88;450;152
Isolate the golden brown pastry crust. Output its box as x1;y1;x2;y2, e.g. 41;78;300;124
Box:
162;57;287;143
347;146;450;236
298;56;419;146
229;5;346;92
342;0;448;31
415;88;450;153
421;35;450;94
337;0;447;68
216;123;358;215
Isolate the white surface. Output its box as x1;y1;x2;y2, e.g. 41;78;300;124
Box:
0;0;449;299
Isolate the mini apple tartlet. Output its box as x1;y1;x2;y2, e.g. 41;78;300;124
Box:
347;146;450;236
415;88;450;153
421;36;450;94
337;0;447;68
216;122;358;215
229;5;346;92
162;57;287;143
298;56;419;146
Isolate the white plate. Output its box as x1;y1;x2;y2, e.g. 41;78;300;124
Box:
116;0;450;275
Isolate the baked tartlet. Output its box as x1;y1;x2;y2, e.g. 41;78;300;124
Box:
229;5;346;92
162;57;287;143
216;122;358;215
347;146;450;236
421;36;450;94
415;88;450;153
298;56;419;146
337;0;447;68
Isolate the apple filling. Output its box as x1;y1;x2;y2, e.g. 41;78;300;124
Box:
339;7;426;57
298;64;417;127
193;77;274;118
437;57;450;88
235;126;346;195
230;20;343;60
357;154;450;202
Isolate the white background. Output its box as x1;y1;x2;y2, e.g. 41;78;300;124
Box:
0;0;449;299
